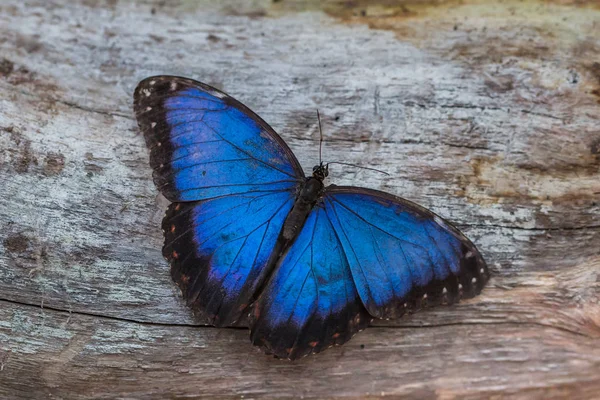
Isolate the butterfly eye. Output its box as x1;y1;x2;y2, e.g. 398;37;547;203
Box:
312;165;319;172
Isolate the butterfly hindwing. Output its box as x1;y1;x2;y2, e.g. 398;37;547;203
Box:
323;186;489;319
163;182;297;326
134;76;304;201
250;207;370;360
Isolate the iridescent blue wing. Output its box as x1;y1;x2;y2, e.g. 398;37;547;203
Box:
133;76;305;325
134;76;304;201
323;187;489;319
162;191;295;326
249;186;488;359
250;207;370;360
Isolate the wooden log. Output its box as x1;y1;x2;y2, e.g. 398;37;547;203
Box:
1;0;599;398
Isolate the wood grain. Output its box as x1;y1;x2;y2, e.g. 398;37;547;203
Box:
1;0;599;398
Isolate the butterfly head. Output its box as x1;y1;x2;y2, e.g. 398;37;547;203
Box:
312;162;329;181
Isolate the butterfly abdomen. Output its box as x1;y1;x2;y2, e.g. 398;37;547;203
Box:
280;177;324;242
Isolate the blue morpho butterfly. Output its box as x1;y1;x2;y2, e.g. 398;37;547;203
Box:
134;76;489;360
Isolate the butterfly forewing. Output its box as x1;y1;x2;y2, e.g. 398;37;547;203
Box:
323;186;489;319
134;76;304;202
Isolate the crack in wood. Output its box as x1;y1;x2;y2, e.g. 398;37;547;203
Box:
1;298;592;340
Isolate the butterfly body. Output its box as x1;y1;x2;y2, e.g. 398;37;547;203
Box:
281;173;325;242
134;76;490;360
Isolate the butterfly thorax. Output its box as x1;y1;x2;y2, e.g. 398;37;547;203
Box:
281;176;324;243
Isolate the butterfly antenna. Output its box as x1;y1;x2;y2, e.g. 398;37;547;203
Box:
317;109;323;165
327;161;390;176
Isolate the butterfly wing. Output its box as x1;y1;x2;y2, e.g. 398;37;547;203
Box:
250;207;370;360
134;76;305;325
323;186;489;319
134;76;304;202
249;186;488;358
163;192;295;326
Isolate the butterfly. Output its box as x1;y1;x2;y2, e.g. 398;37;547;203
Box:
133;76;489;360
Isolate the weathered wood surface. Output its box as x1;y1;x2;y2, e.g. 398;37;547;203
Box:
0;0;599;398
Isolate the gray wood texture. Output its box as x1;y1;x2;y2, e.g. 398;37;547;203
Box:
1;0;599;398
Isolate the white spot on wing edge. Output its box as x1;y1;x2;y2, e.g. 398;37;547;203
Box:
151;122;157;128
170;81;178;91
149;80;156;86
433;215;448;229
211;90;226;99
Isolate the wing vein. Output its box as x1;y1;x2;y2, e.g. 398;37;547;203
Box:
330;196;431;253
325;197;376;307
204;123;297;179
